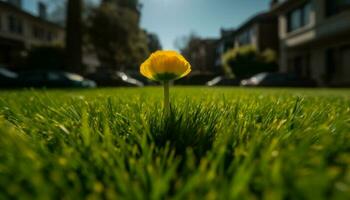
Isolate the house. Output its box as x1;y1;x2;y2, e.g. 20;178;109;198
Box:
217;10;279;56
0;1;64;67
214;9;279;77
233;11;279;53
182;38;219;74
217;28;236;56
272;0;350;86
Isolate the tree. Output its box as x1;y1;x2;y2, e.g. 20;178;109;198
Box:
102;0;140;11
48;0;100;26
65;0;83;72
47;0;66;26
146;32;162;53
174;33;198;52
87;0;148;70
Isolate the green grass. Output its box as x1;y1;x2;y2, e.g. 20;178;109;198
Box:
0;87;349;200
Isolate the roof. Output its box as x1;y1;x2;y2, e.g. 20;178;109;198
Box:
235;11;277;34
270;0;308;13
0;1;64;30
201;38;219;43
220;28;236;38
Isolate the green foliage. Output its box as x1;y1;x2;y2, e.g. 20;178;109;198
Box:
25;46;65;70
0;88;350;199
222;46;278;79
103;0;140;11
87;0;148;70
146;32;162;53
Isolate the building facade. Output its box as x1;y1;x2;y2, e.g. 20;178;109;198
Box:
0;1;64;67
217;28;236;56
217;11;279;56
182;38;219;74
233;11;279;53
215;12;279;73
273;0;350;86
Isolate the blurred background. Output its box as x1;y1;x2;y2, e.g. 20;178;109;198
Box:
0;0;349;88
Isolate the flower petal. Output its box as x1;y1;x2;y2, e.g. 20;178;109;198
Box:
140;50;191;81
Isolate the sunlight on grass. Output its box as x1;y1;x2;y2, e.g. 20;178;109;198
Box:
0;87;349;199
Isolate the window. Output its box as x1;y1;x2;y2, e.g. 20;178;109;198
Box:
32;25;40;38
47;72;61;81
238;31;250;45
325;46;350;83
47;31;53;41
287;1;312;32
7;14;23;34
303;3;312;25
237;27;255;46
32;25;47;40
32;25;55;42
289;9;302;31
326;0;350;17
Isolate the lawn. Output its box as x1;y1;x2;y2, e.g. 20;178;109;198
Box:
0;87;349;199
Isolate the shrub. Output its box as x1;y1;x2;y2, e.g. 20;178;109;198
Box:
222;45;278;79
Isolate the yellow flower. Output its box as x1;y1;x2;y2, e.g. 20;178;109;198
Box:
140;50;191;81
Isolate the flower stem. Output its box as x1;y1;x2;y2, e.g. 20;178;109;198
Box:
163;81;170;115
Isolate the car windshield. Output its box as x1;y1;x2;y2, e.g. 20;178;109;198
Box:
66;73;84;81
48;72;62;81
252;73;268;82
207;76;223;86
0;68;18;78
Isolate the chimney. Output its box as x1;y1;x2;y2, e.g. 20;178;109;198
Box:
38;2;47;19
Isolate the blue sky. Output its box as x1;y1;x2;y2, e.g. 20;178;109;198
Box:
139;0;271;50
22;0;271;50
22;0;54;15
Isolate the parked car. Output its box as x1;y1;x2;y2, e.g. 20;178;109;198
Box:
240;72;317;87
87;70;144;87
0;67;19;88
17;70;96;88
126;71;155;86
175;74;218;85
116;72;144;87
206;76;240;86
